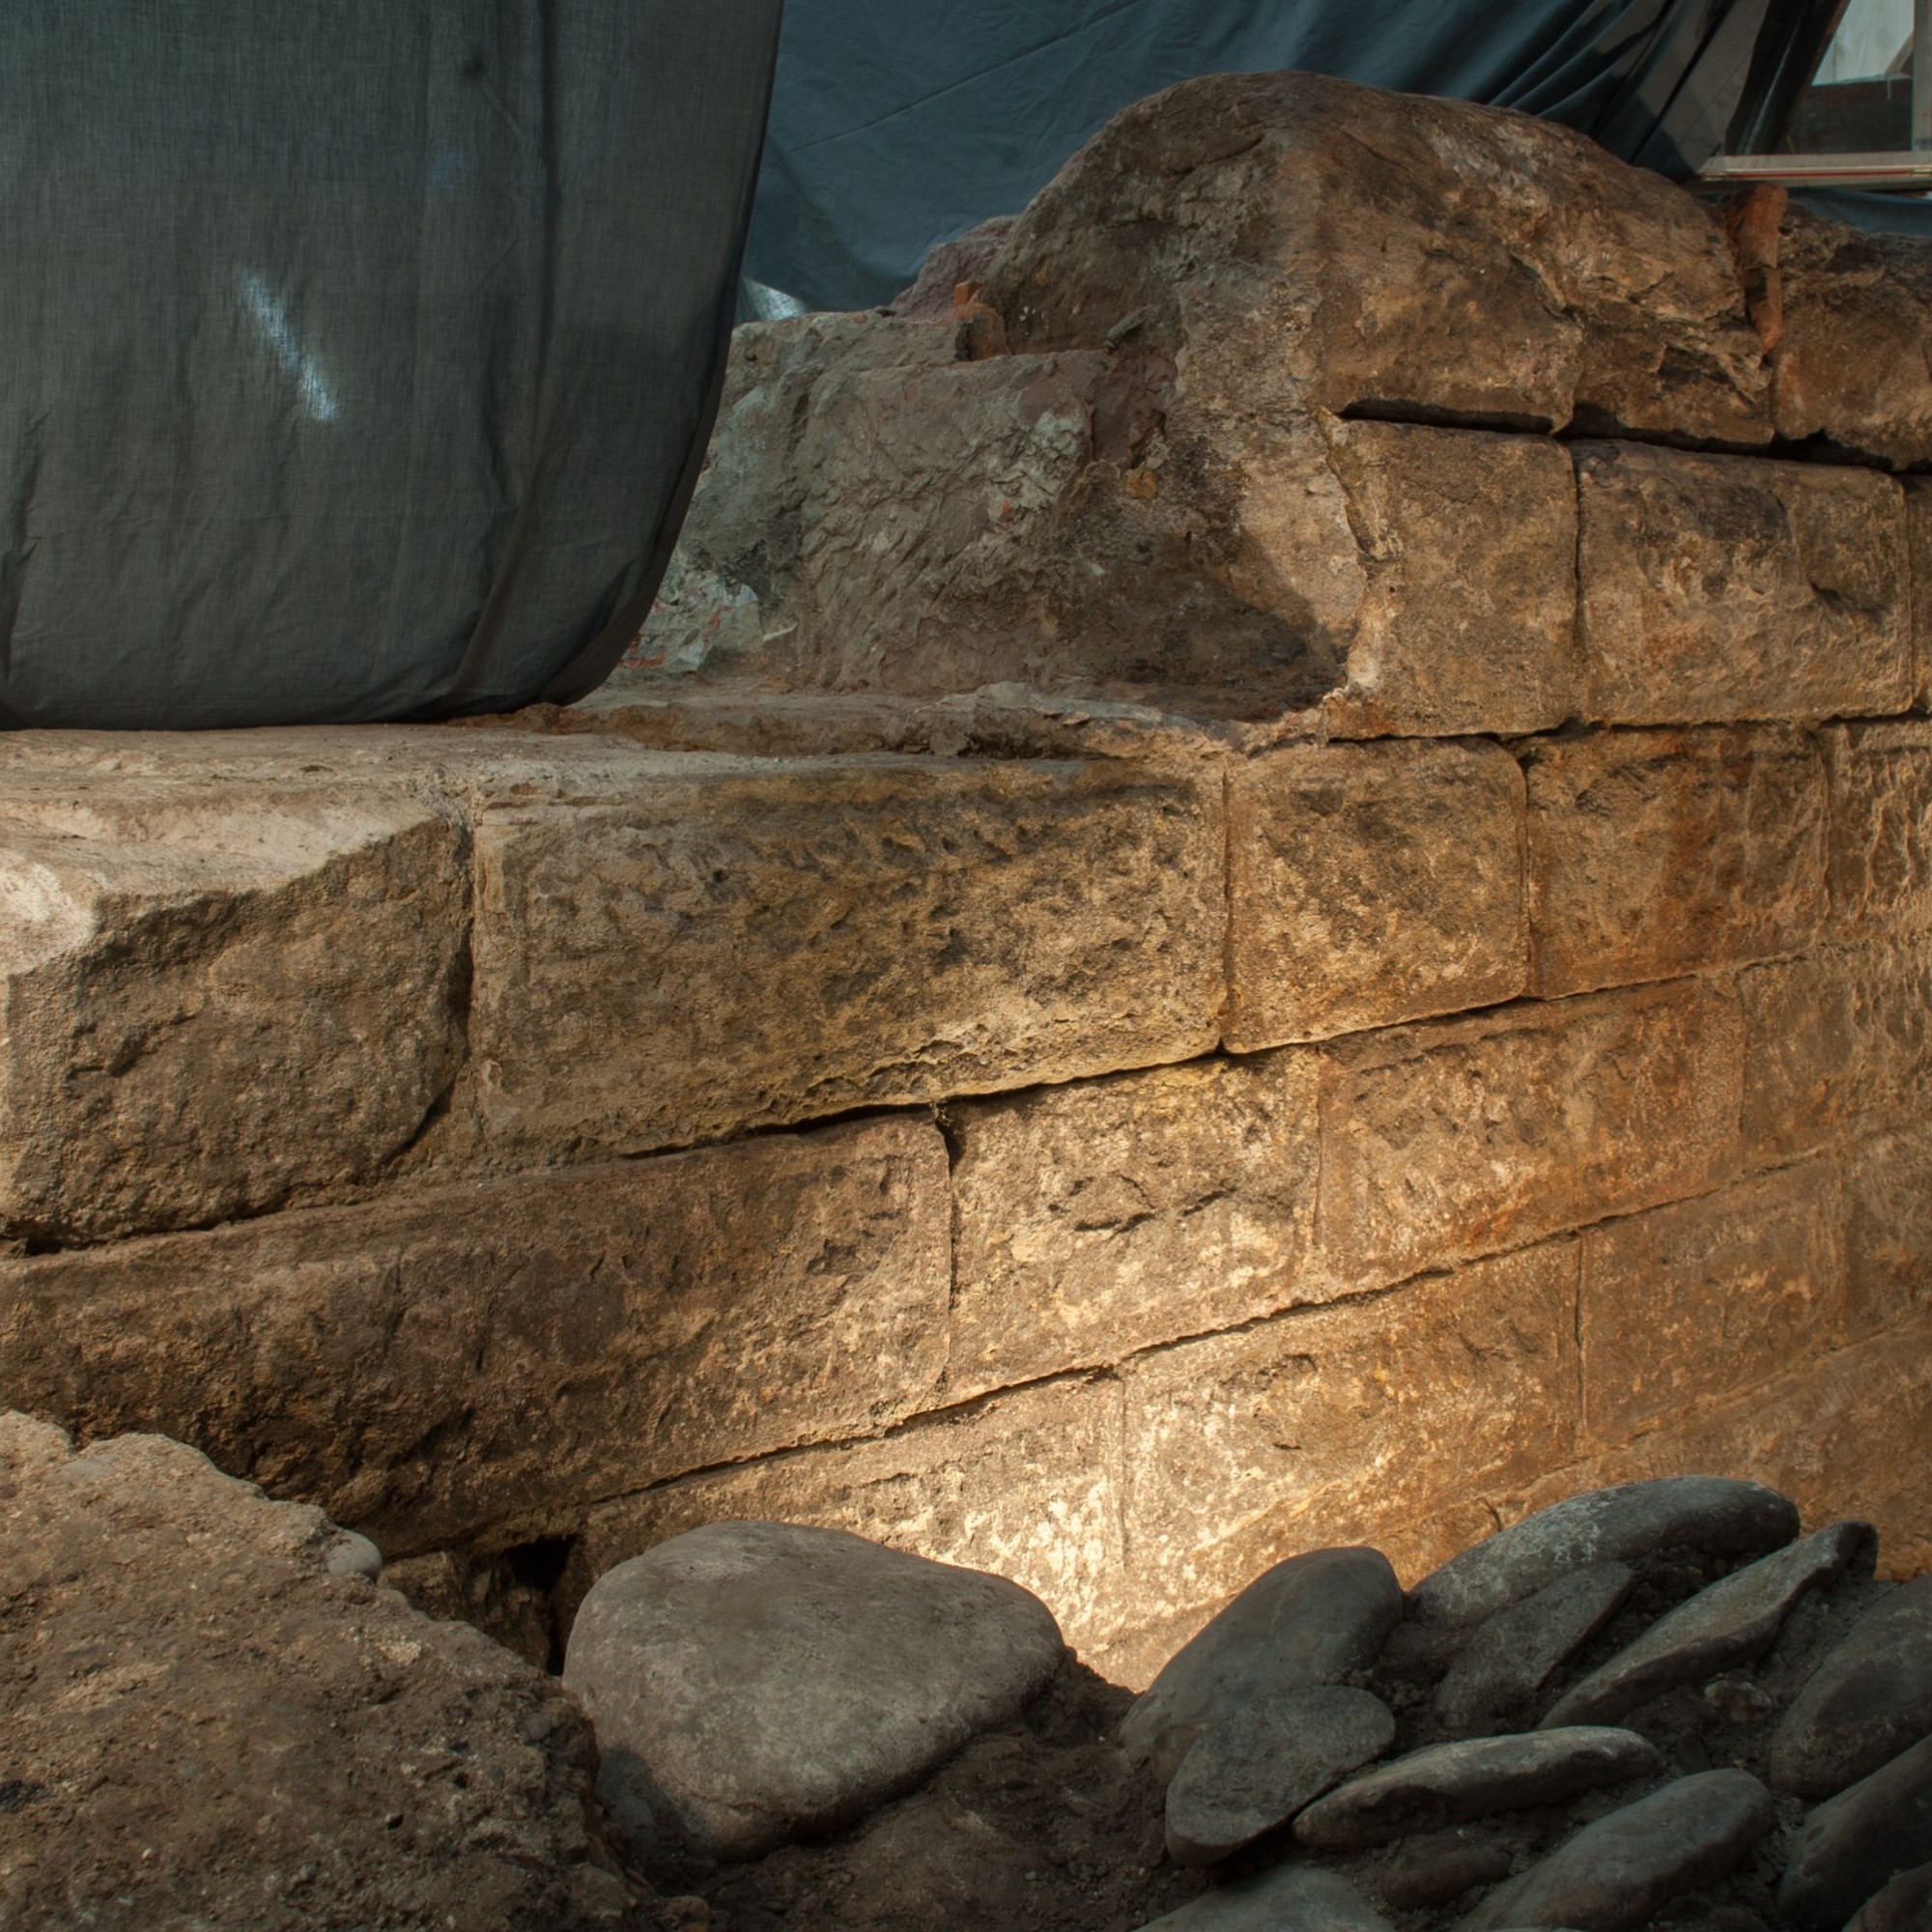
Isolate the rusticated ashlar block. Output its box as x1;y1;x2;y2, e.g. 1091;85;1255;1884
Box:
1844;1129;1932;1338
945;1052;1319;1399
1575;443;1909;725
465;749;1223;1166
1579;1164;1844;1445
0;777;466;1242
1741;941;1932;1160
1311;421;1579;739
658;334;1580;732
985;71;1771;444
1117;1241;1580;1626
1225;737;1526;1048
0;1119;950;1554
1524;726;1827;997
1774;210;1932;470
1825;723;1932;931
1316;979;1745;1288
578;1376;1130;1655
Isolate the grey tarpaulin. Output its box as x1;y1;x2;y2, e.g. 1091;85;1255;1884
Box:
746;0;1778;313
0;2;782;728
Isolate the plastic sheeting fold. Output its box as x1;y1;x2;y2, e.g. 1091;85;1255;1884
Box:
1;1;781;728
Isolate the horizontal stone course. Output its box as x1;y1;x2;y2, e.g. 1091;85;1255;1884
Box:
1741;940;1932;1162
1115;1241;1580;1629
1224;738;1526;1049
0;1118;951;1554
1314;978;1745;1289
1575;442;1909;727
1578;1164;1844;1445
464;748;1225;1167
1523;724;1827;998
945;1053;1321;1401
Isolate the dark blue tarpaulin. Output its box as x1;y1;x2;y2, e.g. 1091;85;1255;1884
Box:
746;0;1780;312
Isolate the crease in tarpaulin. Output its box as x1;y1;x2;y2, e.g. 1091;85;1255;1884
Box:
745;0;1793;312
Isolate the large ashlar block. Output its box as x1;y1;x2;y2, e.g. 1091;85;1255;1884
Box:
577;1377;1130;1655
1117;1241;1580;1626
648;333;1580;733
1741;941;1932;1160
945;1052;1320;1398
0;775;466;1242
1844;1129;1932;1338
1825;722;1932;932
1523;725;1827;997
985;71;1771;443
0;1119;951;1554
465;749;1223;1165
1520;1319;1932;1581
1306;421;1579;738
1579;1164;1844;1445
1225;738;1527;1048
1575;443;1910;725
1316;980;1746;1288
1774;209;1932;470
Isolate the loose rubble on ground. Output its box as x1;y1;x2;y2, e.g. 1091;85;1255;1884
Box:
4;1414;1928;1931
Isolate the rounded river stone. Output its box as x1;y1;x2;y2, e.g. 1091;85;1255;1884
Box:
1777;1733;1932;1932
1122;1547;1402;1783
1846;1861;1932;1929
1459;1769;1775;1932
1294;1727;1661;1851
1409;1478;1798;1630
1541;1520;1873;1730
1164;1683;1395;1866
563;1520;1065;1861
1772;1575;1932;1800
1435;1564;1634;1736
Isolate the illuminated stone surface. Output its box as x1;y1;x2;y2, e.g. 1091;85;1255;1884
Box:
1225;738;1526;1048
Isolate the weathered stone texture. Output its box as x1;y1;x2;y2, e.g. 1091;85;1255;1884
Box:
1742;942;1932;1161
1843;1129;1932;1337
1316;980;1745;1289
1117;1241;1580;1627
0;1119;950;1554
1524;725;1827;997
0;778;466;1242
1224;738;1525;1049
1774;210;1932;469
1579;1164;1844;1444
1825;722;1932;932
1308;420;1578;738
945;1053;1320;1399
984;71;1771;442
466;750;1223;1166
578;1376;1129;1656
643;329;1579;731
1520;1320;1932;1582
1911;480;1932;709
1575;443;1909;725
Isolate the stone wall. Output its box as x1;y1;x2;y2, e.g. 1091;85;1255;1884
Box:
3;71;1929;1685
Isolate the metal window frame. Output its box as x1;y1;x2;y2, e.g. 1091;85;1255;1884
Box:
1701;0;1932;188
